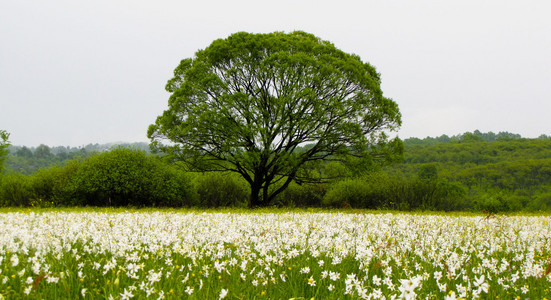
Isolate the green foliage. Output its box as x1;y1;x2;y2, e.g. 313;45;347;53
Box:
0;174;32;207
30;161;80;206
68;148;193;207
5;145;93;175
0;130;10;174
403;130;521;147
417;163;438;180
526;192;551;211
323;177;380;209
4;142;149;175
2;130;551;212
193;172;249;207
149;31;402;207
273;182;327;207
471;192;524;213
323;173;467;211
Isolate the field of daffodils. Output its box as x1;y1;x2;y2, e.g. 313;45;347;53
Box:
1;210;550;299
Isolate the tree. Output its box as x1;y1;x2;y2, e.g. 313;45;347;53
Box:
34;144;53;159
0;130;10;174
15;146;33;158
148;31;402;207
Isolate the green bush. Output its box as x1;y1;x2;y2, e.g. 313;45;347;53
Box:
30;160;80;206
323;177;380;208
193;172;249;207
67;148;193;207
0;174;33;206
274;182;326;207
471;192;514;213
526;192;551;211
323;173;467;211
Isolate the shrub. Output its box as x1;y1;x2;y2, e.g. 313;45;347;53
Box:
472;193;508;213
274;182;327;207
0;174;33;206
30;160;80;206
526;192;551;211
193;172;249;207
67;148;193;207
323;173;467;211
323;178;379;209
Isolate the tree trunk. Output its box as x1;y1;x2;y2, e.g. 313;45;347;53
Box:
249;183;262;208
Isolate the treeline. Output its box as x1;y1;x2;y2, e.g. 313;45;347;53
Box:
4;142;149;174
1;132;550;212
388;131;551;212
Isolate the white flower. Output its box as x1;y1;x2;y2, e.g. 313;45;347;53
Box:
444;291;457;300
300;266;310;274
185;286;194;295
372;274;381;286
10;255;19;267
434;271;442;281
399;278;420;292
328;284;335;291
24;286;32;295
398;278;420;300
81;288;87;297
145;286;154;297
219;288;228;299
473;275;489;293
456;284;467;298
329;271;340;281
511;271;519;282
307;276;316;286
372;288;383;299
147;270;162;283
383;276;394;289
46;276;59;284
521;285;529;294
120;288;134;300
25;277;33;284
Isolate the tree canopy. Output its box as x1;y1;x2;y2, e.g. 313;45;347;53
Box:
0;130;10;174
148;31;402;207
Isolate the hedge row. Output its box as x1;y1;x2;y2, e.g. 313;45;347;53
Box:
1;148;550;211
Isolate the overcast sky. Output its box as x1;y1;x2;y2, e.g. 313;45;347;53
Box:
1;0;550;147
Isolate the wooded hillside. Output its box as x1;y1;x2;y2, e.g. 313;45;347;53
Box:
1;132;550;212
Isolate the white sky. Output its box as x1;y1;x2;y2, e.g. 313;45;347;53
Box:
1;0;550;146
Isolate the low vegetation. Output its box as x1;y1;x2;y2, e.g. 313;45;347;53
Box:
1;131;550;212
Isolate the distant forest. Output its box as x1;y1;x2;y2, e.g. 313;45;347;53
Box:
4;142;150;174
1;131;551;212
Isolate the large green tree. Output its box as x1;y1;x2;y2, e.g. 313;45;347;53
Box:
0;130;10;174
148;31;402;207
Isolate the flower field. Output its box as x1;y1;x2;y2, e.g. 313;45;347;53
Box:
1;210;550;299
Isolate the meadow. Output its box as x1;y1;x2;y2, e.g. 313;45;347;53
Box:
0;209;550;299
